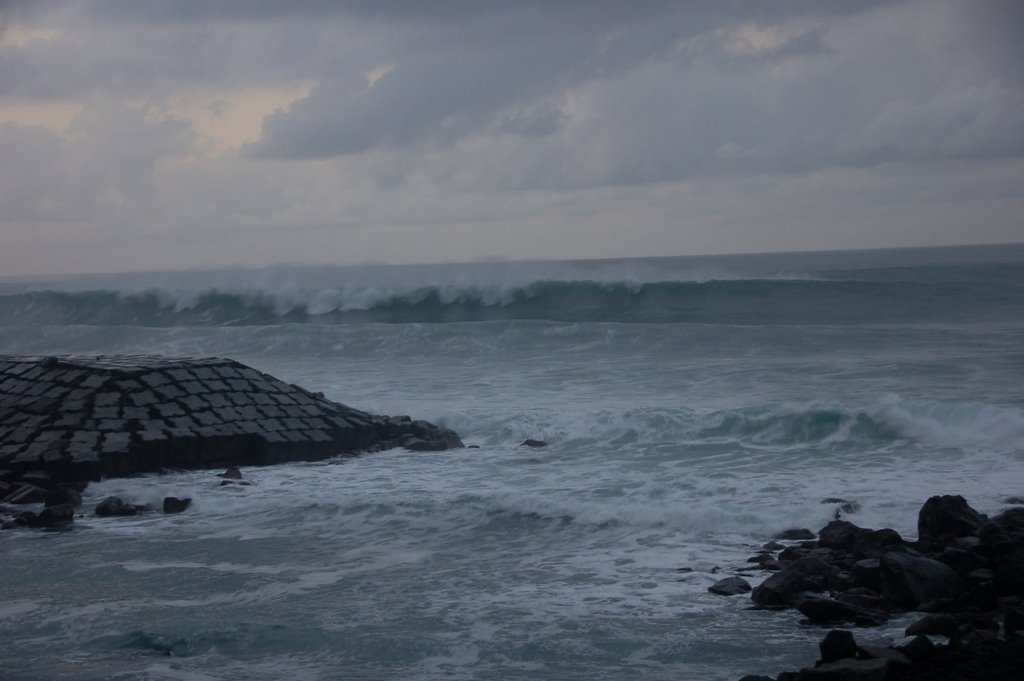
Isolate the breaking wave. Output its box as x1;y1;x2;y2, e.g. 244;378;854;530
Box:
1;275;1020;326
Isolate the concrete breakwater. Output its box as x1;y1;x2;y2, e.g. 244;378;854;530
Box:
0;354;462;497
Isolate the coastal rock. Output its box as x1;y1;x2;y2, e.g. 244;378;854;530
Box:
162;496;191;514
95;495;147;517
818;520;866;552
918;495;987;545
797;594;887;626
520;439;548;448
709;576;752;595
796;657;890;680
776;528;816;541
44;487;82;508
880;552;962;609
217;467;243;479
31;502;74;528
851;529;907;560
905;613;959;640
818;629;858;664
751;557;834;607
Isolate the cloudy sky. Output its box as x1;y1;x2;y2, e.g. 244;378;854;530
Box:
1;0;1021;275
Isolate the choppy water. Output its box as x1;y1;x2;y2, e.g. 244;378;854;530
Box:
2;244;1023;680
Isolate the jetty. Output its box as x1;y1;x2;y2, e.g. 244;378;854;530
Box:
0;354;462;490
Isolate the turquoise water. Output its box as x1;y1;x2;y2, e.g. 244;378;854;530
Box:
2;244;1023;680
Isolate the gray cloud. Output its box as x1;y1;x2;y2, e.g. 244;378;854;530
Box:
1;0;1022;275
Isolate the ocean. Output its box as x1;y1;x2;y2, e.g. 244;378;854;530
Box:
1;243;1023;680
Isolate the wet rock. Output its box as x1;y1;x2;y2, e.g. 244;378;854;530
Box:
880;551;962;609
797;594;887;626
520;439;548;448
44;487;82;508
897;634;935;661
219;479;253;486
751;557;834;607
777;528;816;541
836;587;888;613
217;466;243;479
162;496;191;514
818;629;857;664
95;495;147;517
851;529;907;560
855;645;910;667
818;520;866;552
936;547;989;577
905;613;959;640
3;483;48;505
851;559;882;591
1003;496;1024;506
30;502;74;528
797;657;890;680
918;495;987;545
709;576;752;595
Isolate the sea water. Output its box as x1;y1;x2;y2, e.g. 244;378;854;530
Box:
1;244;1023;680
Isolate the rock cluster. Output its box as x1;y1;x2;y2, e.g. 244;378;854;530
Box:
1;354;463;529
729;495;1024;680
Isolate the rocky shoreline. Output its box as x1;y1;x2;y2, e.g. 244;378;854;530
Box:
1;354;463;529
717;495;1024;680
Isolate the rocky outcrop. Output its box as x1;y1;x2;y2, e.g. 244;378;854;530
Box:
0;354;462;491
739;495;1024;680
739;626;1024;681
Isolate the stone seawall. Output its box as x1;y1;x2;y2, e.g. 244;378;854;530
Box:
0;354;462;489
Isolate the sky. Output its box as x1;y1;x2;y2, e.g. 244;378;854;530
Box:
0;0;1022;276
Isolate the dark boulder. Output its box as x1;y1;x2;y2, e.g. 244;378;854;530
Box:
709;576;752;596
751;557;834;607
45;487;82;508
796;594;887;626
95;496;147;517
851;529;907;560
520;439;548;448
837;587;888;613
162;496;191;514
880;551;962;609
796;657;890;679
818;629;857;664
776;528;816;541
30;502;74;528
979;507;1024;545
978;508;1024;596
905;613;959;641
936;547;989;577
897;634;935;661
217;467;243;479
818;520;866;552
918;495;986;544
851;559;881;591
